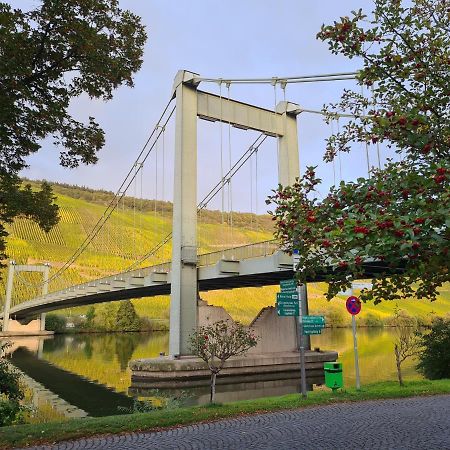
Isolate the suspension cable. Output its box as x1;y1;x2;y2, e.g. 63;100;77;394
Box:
250;149;253;230
45;100;176;284
337;117;343;182
361;85;371;177
226;83;233;247
127;133;268;271
331;120;336;186
195;72;358;85
372;85;382;169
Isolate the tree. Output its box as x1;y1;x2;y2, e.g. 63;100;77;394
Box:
391;309;421;386
115;300;141;332
45;313;67;333
85;306;96;329
94;303;119;331
189;320;258;403
268;0;449;303
0;178;59;263
416;317;450;379
0;342;24;426
0;0;147;265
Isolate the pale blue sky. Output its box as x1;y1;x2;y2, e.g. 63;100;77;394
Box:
18;0;383;213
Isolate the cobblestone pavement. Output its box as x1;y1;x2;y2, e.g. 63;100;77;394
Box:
21;395;450;450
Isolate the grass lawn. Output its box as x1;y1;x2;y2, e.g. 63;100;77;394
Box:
1;379;449;449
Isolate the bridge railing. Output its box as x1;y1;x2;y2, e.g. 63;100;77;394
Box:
8;240;281;310
130;240;280;275
197;239;279;267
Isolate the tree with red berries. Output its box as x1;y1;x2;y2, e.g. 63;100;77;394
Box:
268;0;449;303
189;321;258;403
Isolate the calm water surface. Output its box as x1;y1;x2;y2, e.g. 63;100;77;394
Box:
8;328;422;416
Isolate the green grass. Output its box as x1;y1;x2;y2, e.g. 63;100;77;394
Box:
1;379;449;449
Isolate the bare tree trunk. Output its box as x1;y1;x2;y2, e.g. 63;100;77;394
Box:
210;372;217;403
395;348;403;386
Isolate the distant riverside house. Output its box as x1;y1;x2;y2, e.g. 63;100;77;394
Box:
66;322;75;328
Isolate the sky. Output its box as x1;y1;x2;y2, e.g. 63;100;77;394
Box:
17;0;383;213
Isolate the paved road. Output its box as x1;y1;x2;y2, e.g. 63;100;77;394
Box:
21;395;450;450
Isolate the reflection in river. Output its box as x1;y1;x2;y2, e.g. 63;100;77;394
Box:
7;327;422;416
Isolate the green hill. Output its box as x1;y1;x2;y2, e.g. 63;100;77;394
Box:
1;180;449;325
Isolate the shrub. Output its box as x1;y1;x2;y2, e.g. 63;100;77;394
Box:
385;309;416;328
416;318;450;380
0;342;24;426
139;317;169;332
324;308;347;328
416;314;436;328
45;314;67;333
363;313;384;328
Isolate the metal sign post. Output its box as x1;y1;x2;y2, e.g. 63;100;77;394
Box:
293;249;307;398
346;296;361;390
297;284;307;398
351;314;361;390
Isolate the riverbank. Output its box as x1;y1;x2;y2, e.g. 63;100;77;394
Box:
1;379;449;449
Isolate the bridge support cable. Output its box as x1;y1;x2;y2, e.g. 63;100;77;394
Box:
250;147;253;231
331;120;337;187
226;82;234;252
361;85;371;178
126;134;269;272
194;72;358;85
43;100;176;288
154;130;159;264
371;85;382;170
40;99;176;285
198;134;268;213
337;117;343;182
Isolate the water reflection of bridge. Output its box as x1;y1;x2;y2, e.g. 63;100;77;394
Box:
9;337;135;416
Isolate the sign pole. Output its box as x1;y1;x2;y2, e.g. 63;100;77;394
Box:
298;283;311;350
293;249;307;398
297;283;307;399
352;314;361;390
346;295;362;390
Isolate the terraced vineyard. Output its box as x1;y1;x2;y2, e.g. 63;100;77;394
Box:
1;180;449;324
0;180;274;314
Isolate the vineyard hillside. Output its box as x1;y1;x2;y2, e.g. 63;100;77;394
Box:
1;179;449;325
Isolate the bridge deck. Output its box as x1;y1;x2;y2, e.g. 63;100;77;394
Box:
2;240;393;320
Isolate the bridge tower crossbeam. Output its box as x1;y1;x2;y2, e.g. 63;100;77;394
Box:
170;70;301;356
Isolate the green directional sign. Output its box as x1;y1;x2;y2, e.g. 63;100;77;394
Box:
303;328;323;335
302;315;325;325
277;292;299;302
276;288;300;316
277;304;299;316
280;279;297;292
276;292;299;316
301;315;326;335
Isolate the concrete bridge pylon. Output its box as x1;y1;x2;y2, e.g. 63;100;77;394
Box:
169;70;301;356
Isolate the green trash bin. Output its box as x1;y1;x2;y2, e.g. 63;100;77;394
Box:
324;362;343;391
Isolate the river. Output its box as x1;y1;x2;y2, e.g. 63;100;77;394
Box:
6;328;422;417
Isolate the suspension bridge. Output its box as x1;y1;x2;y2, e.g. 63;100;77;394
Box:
1;69;382;356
